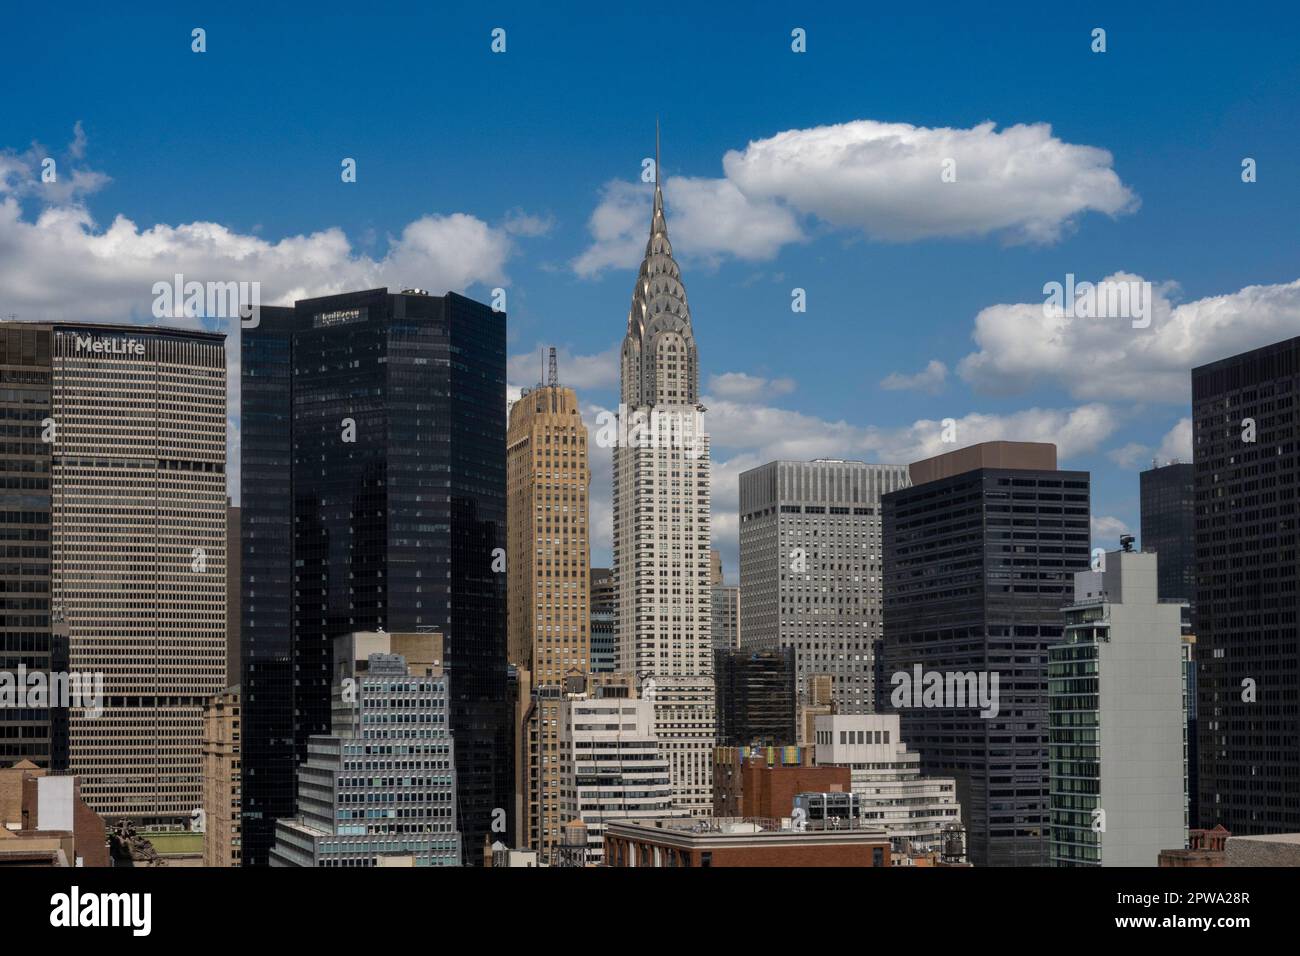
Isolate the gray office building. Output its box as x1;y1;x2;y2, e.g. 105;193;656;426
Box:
1049;547;1187;866
739;459;909;713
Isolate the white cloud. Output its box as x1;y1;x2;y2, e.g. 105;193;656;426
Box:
502;208;554;237
1108;416;1194;471
703;396;1118;465
724;119;1135;243
1092;514;1133;543
707;371;796;400
0;123;111;206
958;274;1300;401
880;359;947;394
1107;442;1151;470
1156;417;1193;464
0;201;512;324
572;177;803;277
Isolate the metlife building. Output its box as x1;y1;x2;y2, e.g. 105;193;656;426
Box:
0;321;228;827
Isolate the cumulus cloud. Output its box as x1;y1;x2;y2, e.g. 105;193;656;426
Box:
1156;417;1193;463
707;371;796;400
958;274;1300;401
502;208;554;237
0;122;111;207
0;201;512;324
573;177;804;276
1107;416;1194;471
1091;514;1133;544
702;396;1118;466
724;119;1135;244
880;359;947;394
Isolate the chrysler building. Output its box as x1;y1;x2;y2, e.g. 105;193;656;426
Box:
612;131;716;815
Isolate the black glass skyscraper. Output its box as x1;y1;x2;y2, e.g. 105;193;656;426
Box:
1193;337;1300;835
241;288;509;865
881;443;1091;867
1140;462;1196;607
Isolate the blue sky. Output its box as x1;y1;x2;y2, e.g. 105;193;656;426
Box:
3;1;1299;574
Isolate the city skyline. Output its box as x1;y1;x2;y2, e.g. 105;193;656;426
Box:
5;5;1300;579
2;2;1299;897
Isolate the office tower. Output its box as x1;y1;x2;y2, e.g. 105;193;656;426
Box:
1140;462;1196;606
1049;547;1186;866
0;323;64;771
1193;337;1300;835
506;354;591;858
589;568;616;673
881;441;1090;866
612;139;715;815
711;552;740;651
714;647;797;747
813;714;963;858
0;323;227;825
270;631;461;867
739;459;910;713
558;689;680;865
202;687;242;867
241;289;508;865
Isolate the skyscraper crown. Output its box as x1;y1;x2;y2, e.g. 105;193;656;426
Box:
621;125;699;408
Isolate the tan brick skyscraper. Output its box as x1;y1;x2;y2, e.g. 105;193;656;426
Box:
507;354;591;858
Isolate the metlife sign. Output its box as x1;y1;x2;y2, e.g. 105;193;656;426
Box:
72;335;146;356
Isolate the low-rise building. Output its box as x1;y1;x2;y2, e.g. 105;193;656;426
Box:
0;761;108;867
713;746;849;819
604;815;892;867
559;688;682;865
813;713;962;858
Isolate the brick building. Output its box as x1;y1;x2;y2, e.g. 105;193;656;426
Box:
713;746;850;819
604;817;891;867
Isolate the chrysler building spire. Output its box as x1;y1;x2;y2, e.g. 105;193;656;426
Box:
621;125;699;408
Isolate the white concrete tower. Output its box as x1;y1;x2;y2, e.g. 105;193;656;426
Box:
612;127;716;814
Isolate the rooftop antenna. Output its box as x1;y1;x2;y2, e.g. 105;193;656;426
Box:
655;116;661;188
548;346;558;387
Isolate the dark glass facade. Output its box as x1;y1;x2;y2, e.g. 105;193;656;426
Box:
0;323;65;770
1140;462;1196;606
714;647;796;747
239;306;295;865
881;467;1091;866
241;289;509;865
1192;337;1300;834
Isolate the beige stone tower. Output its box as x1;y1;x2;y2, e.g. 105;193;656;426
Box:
506;353;591;858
